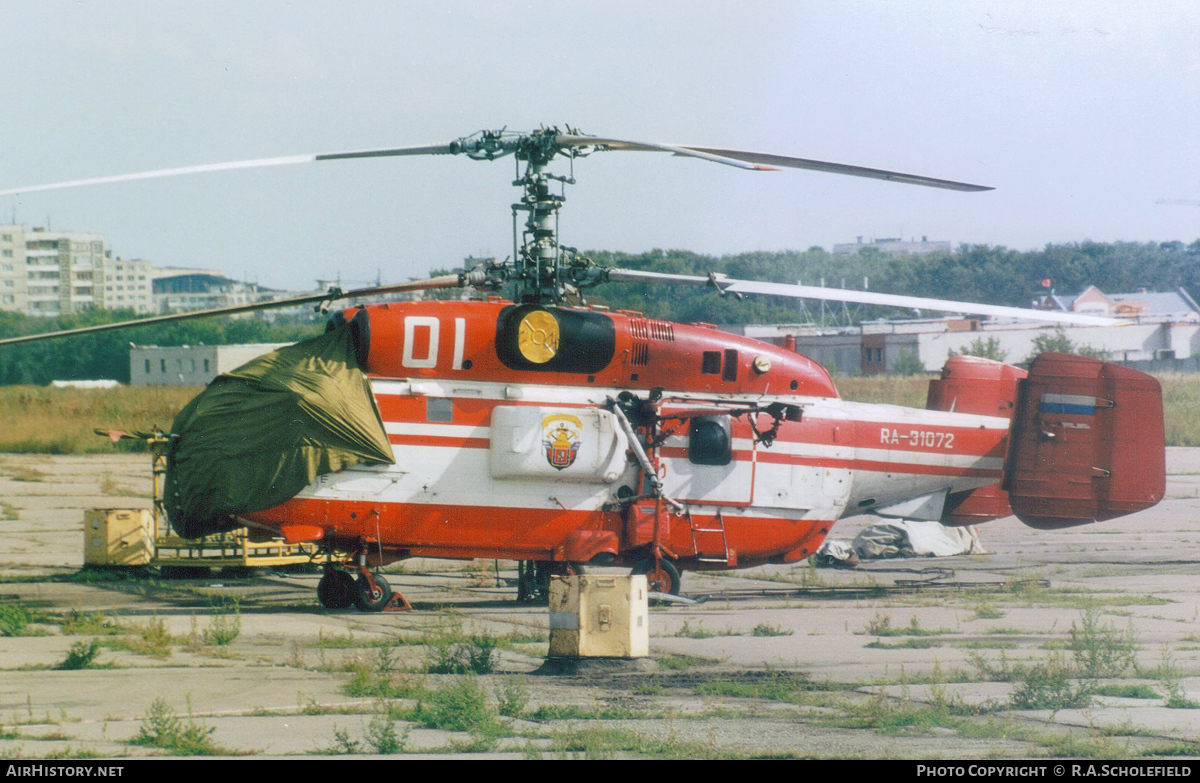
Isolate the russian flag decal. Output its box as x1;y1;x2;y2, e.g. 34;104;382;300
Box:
1040;393;1097;415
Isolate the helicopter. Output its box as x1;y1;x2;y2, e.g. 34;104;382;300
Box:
0;127;1166;609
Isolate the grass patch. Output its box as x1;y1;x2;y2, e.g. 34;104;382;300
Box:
0;604;48;637
342;648;426;699
1092;684;1161;699
58;610;123;636
537;725;764;760
952;639;1019;650
0;386;199;454
5;466;47;482
694;671;814;701
413;677;502;736
865;638;942;650
425;632;497;675
104;617;175;657
751;622;794;637
657;653;709;671
993;584;1170;610
528;702;645;721
968;599;1005;621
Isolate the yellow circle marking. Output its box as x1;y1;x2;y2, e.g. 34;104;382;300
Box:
518;310;560;364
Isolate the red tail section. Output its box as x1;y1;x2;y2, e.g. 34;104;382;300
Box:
926;355;1025;526
1004;353;1165;529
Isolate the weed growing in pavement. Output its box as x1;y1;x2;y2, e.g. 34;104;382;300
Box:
672;620;716;638
423;621;497;675
1067;608;1137;679
495;677;529;718
968;598;1005;621
363;710;409;754
320;726;361;754
201;600;241;646
130;698;226;756
1155;646;1200;709
1007;652;1095;710
862;614;953;639
342;649;426;699
751;622;794;637
413;677;501;736
55;640;101;671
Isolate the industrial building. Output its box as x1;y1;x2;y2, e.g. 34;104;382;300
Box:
729;287;1200;375
832;236;952;256
130;343;290;386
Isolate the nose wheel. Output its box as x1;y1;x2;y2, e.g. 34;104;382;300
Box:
317;563;412;612
317;568;356;609
353;572;392;611
633;557;681;596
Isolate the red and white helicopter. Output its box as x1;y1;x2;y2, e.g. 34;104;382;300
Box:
0;128;1166;609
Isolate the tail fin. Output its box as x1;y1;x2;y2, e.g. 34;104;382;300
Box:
1003;353;1165;529
926;355;1024;526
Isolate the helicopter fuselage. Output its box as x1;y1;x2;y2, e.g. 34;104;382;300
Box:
244;299;1011;571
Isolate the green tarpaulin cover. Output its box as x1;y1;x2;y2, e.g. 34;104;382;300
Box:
164;322;394;539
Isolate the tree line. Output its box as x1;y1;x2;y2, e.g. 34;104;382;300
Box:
0;310;323;385
2;239;1197;383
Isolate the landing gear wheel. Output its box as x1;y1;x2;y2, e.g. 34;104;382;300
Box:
633;557;681;596
555;562;587;577
353;572;392;612
317;569;356;609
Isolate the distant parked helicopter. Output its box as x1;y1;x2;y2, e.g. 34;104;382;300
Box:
0;128;1164;609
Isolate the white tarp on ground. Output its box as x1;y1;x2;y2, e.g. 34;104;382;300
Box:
818;520;985;564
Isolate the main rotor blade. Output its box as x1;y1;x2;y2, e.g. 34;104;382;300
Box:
605;269;1117;327
555;134;771;171
557;134;992;192
0;143;455;197
0;274;461;347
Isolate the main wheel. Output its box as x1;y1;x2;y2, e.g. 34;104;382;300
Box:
632;557;681;596
353;572;392;612
317;569;356;609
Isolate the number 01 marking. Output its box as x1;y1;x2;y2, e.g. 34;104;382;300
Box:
401;316;467;370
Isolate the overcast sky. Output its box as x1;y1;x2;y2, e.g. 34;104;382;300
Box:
2;1;1198;290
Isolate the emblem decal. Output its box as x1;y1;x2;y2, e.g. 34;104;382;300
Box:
542;413;582;470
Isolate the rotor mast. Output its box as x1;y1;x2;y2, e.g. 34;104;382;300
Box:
448;128;594;305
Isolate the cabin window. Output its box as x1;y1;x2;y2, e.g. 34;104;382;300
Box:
722;349;738;382
144;359;150;374
689;416;732;466
426;397;453;423
701;351;721;374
